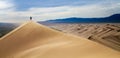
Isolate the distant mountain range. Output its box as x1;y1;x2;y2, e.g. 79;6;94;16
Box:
0;23;19;37
42;14;120;23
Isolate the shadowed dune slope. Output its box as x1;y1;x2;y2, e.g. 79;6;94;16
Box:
0;21;120;58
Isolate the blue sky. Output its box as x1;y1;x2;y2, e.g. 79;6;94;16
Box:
14;0;102;11
14;0;118;11
0;0;120;22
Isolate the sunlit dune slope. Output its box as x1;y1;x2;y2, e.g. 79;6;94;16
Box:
0;21;120;58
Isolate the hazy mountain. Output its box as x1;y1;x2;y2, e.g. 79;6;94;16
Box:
0;23;20;37
43;14;120;23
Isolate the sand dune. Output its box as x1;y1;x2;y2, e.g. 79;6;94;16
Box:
0;21;120;58
46;23;120;51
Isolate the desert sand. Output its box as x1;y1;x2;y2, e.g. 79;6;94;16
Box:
0;21;120;58
46;23;120;51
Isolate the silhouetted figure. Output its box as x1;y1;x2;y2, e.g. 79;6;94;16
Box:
30;16;32;20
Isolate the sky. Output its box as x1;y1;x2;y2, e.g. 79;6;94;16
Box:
0;0;120;22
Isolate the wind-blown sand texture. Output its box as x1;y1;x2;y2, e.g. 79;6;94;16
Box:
44;23;120;51
0;21;120;58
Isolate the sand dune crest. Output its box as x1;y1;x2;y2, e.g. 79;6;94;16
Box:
0;21;119;58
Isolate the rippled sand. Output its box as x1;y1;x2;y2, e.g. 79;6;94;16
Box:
0;21;119;58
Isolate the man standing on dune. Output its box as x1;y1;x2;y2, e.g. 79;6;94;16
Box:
30;16;32;20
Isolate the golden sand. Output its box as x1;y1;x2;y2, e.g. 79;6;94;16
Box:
0;21;119;58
